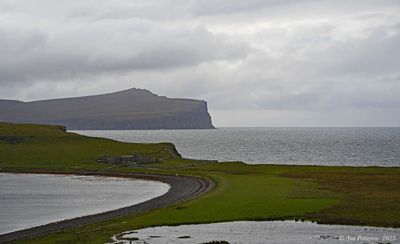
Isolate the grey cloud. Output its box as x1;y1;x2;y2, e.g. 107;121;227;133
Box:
190;0;310;16
324;25;400;76
0;0;399;126
0;21;249;84
88;1;192;22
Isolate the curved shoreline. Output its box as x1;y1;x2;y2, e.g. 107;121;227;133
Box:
0;171;214;243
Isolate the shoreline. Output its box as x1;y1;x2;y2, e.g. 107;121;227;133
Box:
0;170;214;243
1;123;399;242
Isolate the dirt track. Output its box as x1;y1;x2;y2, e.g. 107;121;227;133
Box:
0;171;213;243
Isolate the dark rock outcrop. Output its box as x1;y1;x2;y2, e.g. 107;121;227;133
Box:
0;88;215;130
98;154;159;166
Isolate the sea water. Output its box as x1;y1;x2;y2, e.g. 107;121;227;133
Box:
74;127;400;166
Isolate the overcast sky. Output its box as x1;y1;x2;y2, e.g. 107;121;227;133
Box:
1;0;399;127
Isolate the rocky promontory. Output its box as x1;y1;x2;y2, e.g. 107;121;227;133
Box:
0;88;215;130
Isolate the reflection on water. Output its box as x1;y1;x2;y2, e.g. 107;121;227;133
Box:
112;221;399;244
0;173;169;234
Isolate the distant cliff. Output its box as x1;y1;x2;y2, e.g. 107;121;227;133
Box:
0;88;215;130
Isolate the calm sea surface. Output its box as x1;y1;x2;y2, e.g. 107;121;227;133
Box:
74;127;400;166
0;173;169;234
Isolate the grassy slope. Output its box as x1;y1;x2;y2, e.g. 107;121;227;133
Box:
1;123;399;243
0;123;178;171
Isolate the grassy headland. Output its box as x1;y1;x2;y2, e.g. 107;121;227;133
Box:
0;122;399;243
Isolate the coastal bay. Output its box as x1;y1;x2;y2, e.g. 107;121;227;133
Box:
0;173;169;235
0;123;399;243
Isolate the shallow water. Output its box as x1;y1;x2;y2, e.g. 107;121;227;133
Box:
0;173;170;234
112;221;400;244
74;127;400;166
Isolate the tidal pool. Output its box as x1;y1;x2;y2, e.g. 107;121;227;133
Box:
0;173;170;234
112;221;399;244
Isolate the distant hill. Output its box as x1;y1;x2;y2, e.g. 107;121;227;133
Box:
0;88;215;130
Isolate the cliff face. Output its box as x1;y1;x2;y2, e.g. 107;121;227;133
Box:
0;88;215;130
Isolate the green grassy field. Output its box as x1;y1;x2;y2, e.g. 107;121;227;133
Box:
1;122;399;243
0;122;178;171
